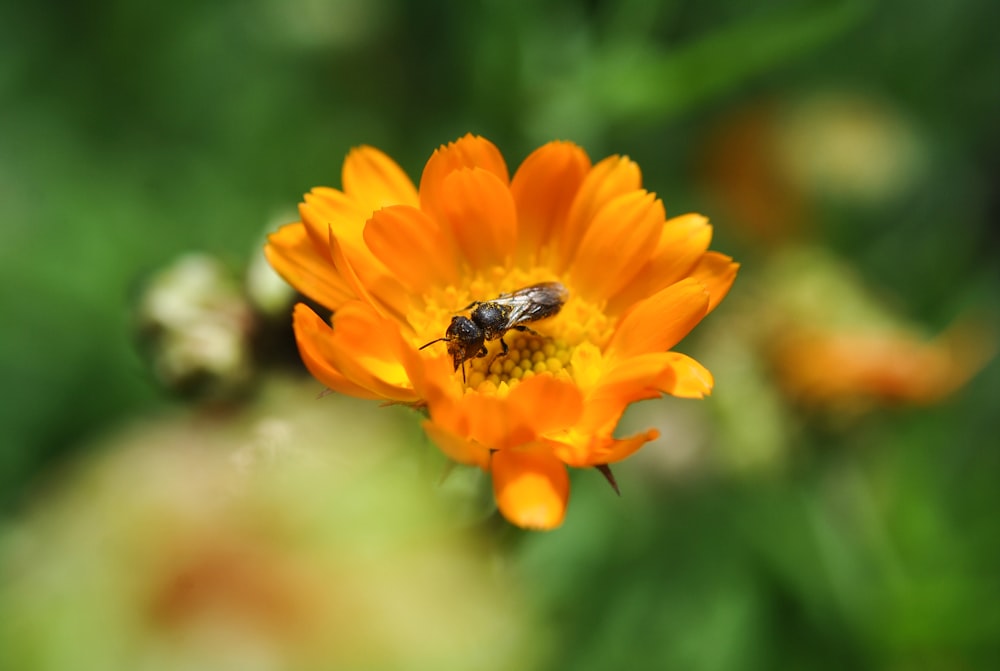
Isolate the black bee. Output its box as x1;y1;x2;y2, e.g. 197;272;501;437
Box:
419;282;568;382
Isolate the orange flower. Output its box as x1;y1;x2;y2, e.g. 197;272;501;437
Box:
266;134;738;529
774;324;995;411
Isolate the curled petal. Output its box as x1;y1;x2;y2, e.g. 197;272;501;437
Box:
492;445;569;530
265;224;353;311
292;304;386;400
342;145;419;213
325;301;420;400
606;278;710;360
294;302;419;402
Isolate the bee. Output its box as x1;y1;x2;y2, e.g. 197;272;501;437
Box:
419;282;568;382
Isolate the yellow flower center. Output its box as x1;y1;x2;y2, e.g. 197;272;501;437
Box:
411;266;615;395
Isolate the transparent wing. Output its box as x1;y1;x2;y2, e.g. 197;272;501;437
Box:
490;282;568;327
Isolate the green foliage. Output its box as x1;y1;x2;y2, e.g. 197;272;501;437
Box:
1;0;998;668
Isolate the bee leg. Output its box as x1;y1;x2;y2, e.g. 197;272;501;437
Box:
460;361;466;383
511;325;541;337
484;339;510;375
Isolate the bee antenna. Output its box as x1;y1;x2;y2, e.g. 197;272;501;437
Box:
419;337;448;350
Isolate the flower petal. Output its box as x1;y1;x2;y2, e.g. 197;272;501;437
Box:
506;375;584;435
419;134;509;221
342;145;419;213
492;446;569;530
265;223;353;310
329;233;411;326
291;303;385;399
556;155;642;272
550;428;659;468
435;167;518;271
606;278;710;360
591;353;680;405
662;352;715;398
303;189;413;316
570;190;665;301
691;252;740;314
593;430;660;465
606;213;714;315
430;389;534;454
363;205;460;294
323;301;420;401
302;189;412;315
422;420;491;469
424;375;581;462
510;141;591;264
300;187;366;251
594;351;714;401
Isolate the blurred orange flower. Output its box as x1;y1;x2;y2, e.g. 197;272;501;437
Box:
266;134;738;529
774;323;995;411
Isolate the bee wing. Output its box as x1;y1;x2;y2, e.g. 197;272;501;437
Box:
491;282;568;327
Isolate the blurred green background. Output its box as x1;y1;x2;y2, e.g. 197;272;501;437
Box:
2;0;999;669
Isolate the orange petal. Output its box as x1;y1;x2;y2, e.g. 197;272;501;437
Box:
363;205;459;294
590;353;679;405
419;134;509;221
661;352;715;398
422;420;491;469
430;390;535;454
265;223;353;311
556;155;642;272
606;278;710;360
492;446;569;530
506;375;585;436
594;351;714;401
328;233;410;326
425;376;581;458
690;252;740;314
550;428;659;468
570;190;665;301
322;301;420;401
606;213;714;315
342;145;419;213
300;188;366;251
510;141;591;263
436;167;518;271
593;430;660;465
291;303;385;399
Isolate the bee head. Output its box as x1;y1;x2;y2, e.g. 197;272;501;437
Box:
444;316;485;370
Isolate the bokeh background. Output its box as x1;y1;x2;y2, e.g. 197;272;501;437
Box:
2;0;999;669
